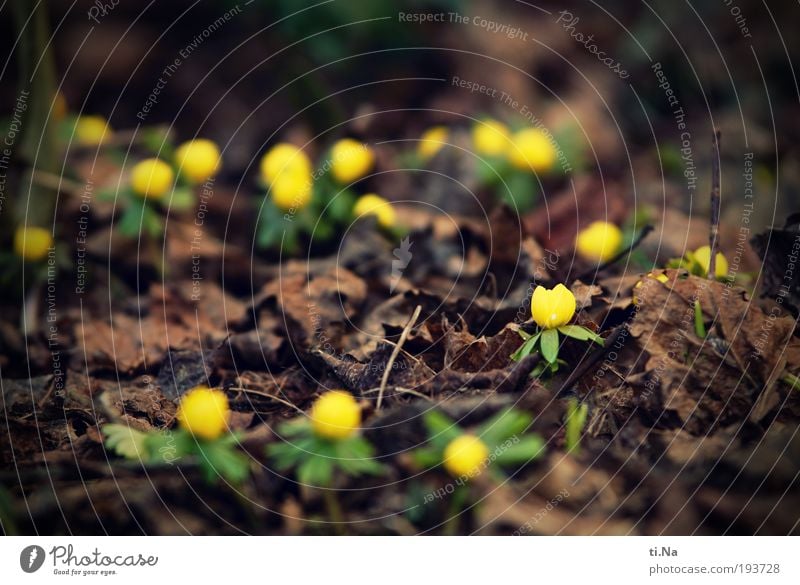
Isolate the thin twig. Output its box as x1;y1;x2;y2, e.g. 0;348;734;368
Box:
575;224;654;282
708;129;722;279
363;386;432;401
377;304;422;410
228;386;304;414
557;324;628;396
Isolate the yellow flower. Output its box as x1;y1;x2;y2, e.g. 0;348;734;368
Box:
692;245;729;279
260;143;311;185
353;193;395;229
508;128;556;173
175;139;221;183
443;435;489;478
74;115;111;146
270;172;312;212
418;126;448;159
472;119;509;156
131;158;174;200
633;272;669;305
330;138;374;184
177;386;230;441
531;284;576;329
310;391;361;440
14;226;53;262
575;221;623;263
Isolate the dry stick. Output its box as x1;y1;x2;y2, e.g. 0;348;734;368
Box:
556;323;628;396
708;130;722;279
228;386;305;414
575;224;654;282
376;304;422;410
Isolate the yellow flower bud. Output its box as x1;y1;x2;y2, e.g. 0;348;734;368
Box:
472;119;509;157
692;245;729;279
575;221;623;263
177;386;230;441
260;143;312;185
330;138;374;184
418;126;448;159
270;172;312;212
14;226;53;262
353;193;395;229
130;158;174;200
74;115;111;146
443;435;489;478
508;128;556;173
310;391;361;440
632;272;669;305
531;283;576;329
175;139;221;183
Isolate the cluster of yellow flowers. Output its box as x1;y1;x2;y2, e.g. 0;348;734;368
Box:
130;138;222;201
418;118;558;173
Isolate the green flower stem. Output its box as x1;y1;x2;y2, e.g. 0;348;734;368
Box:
321;488;347;536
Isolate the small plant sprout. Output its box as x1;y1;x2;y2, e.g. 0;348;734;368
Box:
174;138;221;184
511;283;603;374
632;271;669;305
329;138;374;184
668;245;730;281
103;385;250;484
564;398;589;455
267;391;382;487
13;226;53;263
353;193;396;229
114;157;175;239
418;126;449;160
575;221;623;263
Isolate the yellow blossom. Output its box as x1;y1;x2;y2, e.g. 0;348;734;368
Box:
270;172;312;212
353;193;395;229
330;138;374;183
508;128;556;173
130;158;174;200
310;391;361;440
260;143;311;185
175;139;221;183
472;119;509;156
692;245;729;279
443;435;489;478
177;386;230;441
575;221;623;263
74;115;112;146
531;284;576;329
418;126;448;159
14;226;53;262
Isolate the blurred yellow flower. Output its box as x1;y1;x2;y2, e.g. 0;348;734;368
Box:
330;138;374;183
418;126;448;159
175;139;221;183
443;435;489;478
14;226;53;262
575;221;623;263
472;119;509;156
74;115;111;146
131;158;174;200
531;284;576;329
270;171;312;212
692;245;729;279
310;391;361;440
353;193;395;229
177;386;230;441
508;128;556;173
260;143;311;185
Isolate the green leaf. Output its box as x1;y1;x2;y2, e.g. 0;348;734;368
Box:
117;199;145;237
145;428;193;463
478;408;533;447
694;299;707;339
103;424;150;460
558;324;603;345
196;439;251;484
169;186;196;212
565;398;589;455
297;454;334;487
335;438;383;476
510;331;540;362
540;328;559;364
494;435;546;466
501;170;538;212
422;410;462;447
411;446;442;469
